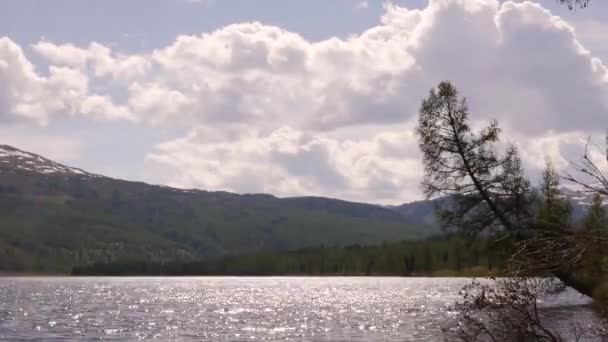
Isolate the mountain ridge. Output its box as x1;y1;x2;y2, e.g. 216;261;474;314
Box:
0;144;438;273
0;144;602;273
0;145;97;178
0;144;431;208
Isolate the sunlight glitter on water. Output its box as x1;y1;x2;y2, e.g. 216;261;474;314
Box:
0;277;594;341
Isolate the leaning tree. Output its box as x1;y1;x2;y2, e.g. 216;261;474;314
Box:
416;81;599;297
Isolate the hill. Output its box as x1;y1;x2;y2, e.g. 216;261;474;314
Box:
0;145;437;272
2;145;601;273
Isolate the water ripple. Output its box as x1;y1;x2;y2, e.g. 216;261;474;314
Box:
0;277;593;341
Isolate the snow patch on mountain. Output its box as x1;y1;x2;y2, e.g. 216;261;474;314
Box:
0;145;98;178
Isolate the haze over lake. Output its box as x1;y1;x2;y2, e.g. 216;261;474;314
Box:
0;277;593;341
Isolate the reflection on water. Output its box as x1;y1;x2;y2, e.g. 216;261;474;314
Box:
0;277;594;341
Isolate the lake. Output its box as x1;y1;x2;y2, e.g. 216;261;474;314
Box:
0;277;595;341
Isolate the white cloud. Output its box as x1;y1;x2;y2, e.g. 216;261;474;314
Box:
0;38;136;124
356;1;369;9
515;129;608;187
512;129;589;170
10;0;608;132
2;0;608;203
147;124;424;203
32;41;151;81
571;19;608;63
127;83;193;124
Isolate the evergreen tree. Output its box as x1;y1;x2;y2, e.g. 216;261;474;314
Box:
536;161;572;232
416;81;534;236
583;194;607;276
584;194;607;232
416;81;592;297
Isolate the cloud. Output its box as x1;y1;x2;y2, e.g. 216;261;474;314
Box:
0;38;137;124
147;124;424;203
14;0;606;133
515;129;608;188
148;124;605;204
571;19;608;64
32;41;151;81
356;1;369;9
1;0;608;203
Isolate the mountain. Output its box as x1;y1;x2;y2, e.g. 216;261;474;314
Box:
389;199;441;228
0;145;438;273
1;145;602;273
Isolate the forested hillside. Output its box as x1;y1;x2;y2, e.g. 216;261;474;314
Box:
72;236;504;277
0;144;602;275
0;145;436;273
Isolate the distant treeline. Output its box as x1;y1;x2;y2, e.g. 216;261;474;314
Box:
71;236;507;276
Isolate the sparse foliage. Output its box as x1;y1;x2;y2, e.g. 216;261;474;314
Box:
564;134;608;197
585;194;607;233
494;144;608;319
416;81;533;237
445;277;606;341
583;193;608;280
558;0;591;10
417;82;608;340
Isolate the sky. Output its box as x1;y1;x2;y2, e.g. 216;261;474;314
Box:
1;0;607;204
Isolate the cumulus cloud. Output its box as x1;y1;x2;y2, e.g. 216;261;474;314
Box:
147;124;424;203
32;41;151;81
0;38;136;124
1;0;607;203
8;0;608;131
574;19;608;62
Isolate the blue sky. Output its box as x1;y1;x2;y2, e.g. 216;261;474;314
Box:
1;0;607;204
1;0;395;46
1;1;598;47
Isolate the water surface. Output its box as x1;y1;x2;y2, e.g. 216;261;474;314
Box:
0;277;594;341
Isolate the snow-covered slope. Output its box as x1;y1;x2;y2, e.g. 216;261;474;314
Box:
0;145;97;177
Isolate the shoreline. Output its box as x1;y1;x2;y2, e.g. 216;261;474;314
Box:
1;272;499;278
0;271;67;277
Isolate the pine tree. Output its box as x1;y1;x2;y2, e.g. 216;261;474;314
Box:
416;81;534;236
416;81;592;297
536;161;572;232
584;194;607;232
583;194;607;276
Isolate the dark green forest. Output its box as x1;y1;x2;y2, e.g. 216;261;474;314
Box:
0;144;603;280
0;157;437;273
71;235;505;276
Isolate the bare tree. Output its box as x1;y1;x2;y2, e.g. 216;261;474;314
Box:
444;277;607;341
523;134;608;298
564;134;608;197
